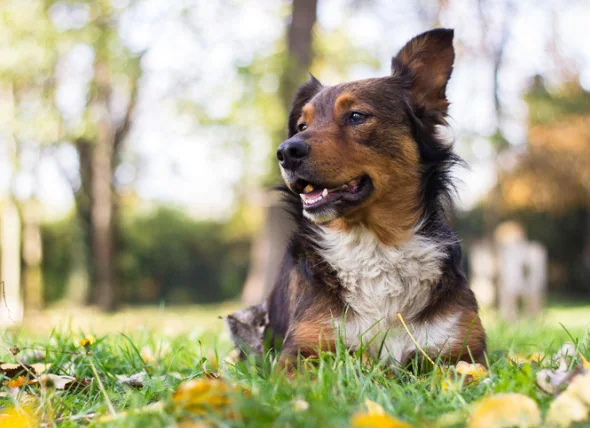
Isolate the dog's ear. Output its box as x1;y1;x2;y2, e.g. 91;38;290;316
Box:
288;74;323;137
392;28;454;116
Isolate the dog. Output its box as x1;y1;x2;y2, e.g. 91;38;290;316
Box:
266;28;486;368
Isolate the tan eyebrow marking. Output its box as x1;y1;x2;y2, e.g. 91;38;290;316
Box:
301;104;315;125
334;92;356;117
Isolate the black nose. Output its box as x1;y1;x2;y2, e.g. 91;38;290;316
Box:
277;139;309;170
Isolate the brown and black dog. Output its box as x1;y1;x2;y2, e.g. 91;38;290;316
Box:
267;28;486;368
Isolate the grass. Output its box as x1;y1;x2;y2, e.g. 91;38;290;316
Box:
1;302;589;427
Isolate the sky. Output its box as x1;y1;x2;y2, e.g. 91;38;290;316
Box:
2;0;590;220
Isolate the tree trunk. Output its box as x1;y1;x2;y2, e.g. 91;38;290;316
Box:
241;0;318;304
91;61;117;312
21;199;44;312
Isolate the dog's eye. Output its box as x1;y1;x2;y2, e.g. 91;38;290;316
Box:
347;112;368;125
297;123;308;132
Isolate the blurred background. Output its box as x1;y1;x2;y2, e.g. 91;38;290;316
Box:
0;0;589;330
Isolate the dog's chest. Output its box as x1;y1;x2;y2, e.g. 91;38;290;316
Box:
317;227;457;362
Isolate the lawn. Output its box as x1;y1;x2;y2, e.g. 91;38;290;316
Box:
1;302;589;427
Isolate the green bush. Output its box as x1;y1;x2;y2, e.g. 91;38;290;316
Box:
41;207;250;304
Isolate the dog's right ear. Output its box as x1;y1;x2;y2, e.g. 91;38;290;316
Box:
391;28;455;117
287;75;323;137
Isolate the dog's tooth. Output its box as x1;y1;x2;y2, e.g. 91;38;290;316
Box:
322;188;328;197
300;194;305;201
303;184;314;194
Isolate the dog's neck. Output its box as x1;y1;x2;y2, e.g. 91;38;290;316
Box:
315;224;447;319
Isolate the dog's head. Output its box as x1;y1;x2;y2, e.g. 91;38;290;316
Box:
277;29;458;244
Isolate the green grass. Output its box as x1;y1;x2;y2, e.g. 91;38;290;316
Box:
1;304;589;427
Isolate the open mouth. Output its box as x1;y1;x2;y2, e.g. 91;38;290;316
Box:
295;175;373;212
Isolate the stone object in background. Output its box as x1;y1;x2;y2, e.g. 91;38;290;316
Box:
469;240;497;309
494;221;548;321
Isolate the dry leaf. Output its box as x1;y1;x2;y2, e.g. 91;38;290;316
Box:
351;413;413;428
3;376;37;388
364;399;386;415
555;343;577;371
455;361;488;383
172;378;234;416
580;353;590;370
117;371;147;388
350;399;412;428
0;406;37;428
38;374;91;391
468;393;541;428
546;371;590;427
510;352;545;365
292;398;309;412
0;362;36;379
140;347;155;365
30;363;50;375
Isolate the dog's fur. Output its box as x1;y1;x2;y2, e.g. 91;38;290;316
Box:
267;29;486;367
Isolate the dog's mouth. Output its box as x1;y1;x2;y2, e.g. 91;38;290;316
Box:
293;174;373;213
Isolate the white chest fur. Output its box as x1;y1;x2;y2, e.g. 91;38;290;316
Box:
316;226;461;363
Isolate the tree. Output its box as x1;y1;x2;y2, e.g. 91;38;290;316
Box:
0;0;143;311
241;0;319;304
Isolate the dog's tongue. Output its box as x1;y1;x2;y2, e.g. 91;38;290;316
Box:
305;188;325;198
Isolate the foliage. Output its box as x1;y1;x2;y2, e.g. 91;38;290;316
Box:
0;306;589;426
41;208;250;304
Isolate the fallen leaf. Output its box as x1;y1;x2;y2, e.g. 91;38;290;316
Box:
364;399;386;415
555;343;577;371
468;393;541;428
546;371;590;427
30;363;50;375
455;361;488;383
580;353;590;370
140;347;155;365
350;399;413;428
172;378;234;416
38;374;91;392
3;376;37;388
510;352;545;365
0;363;36;379
351;413;413;428
536;364;587;395
117;371;147;388
439;362;488;392
292;398;309;412
0;406;37;428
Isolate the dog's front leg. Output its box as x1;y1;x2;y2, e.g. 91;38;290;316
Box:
277;317;336;370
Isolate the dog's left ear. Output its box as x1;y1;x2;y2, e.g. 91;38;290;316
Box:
392;28;454;116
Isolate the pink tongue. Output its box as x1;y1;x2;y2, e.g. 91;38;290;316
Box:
304;188;324;198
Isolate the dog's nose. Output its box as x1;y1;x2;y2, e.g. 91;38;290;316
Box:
277;139;309;170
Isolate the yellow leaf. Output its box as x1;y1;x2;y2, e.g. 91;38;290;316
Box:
365;399;386;415
351;413;413;428
455;361;488;382
140;346;155;365
0;406;37;428
510;353;544;365
3;376;36;388
468;393;541;428
546;371;590;426
79;335;96;348
546;392;588;427
580;353;590;370
172;378;234;416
